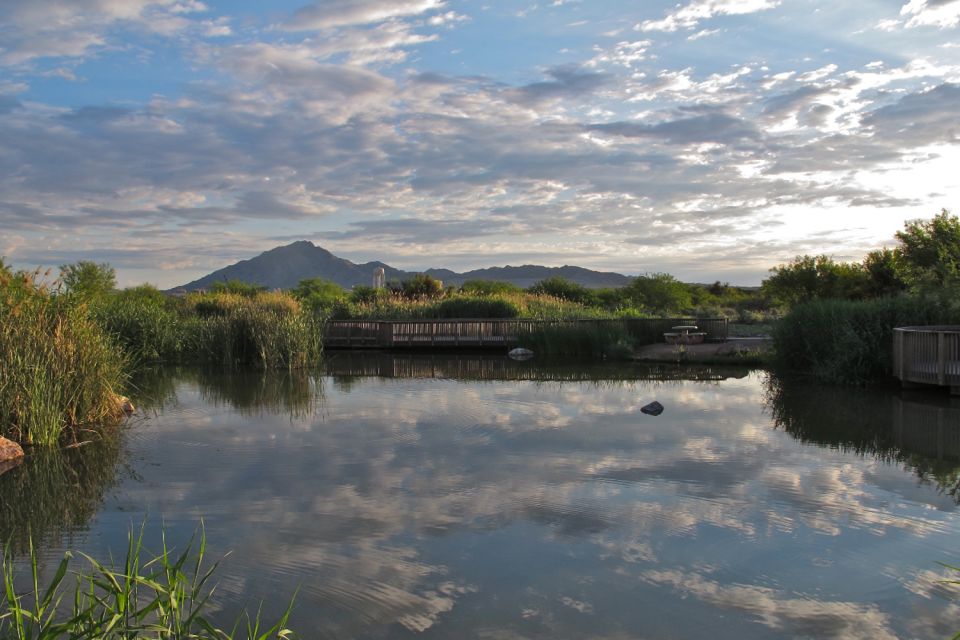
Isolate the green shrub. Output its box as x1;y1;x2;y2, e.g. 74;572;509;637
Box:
430;297;519;318
771;295;953;384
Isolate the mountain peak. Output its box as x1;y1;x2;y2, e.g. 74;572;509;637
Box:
175;244;632;291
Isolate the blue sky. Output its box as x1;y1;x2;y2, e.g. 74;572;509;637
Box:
1;0;958;287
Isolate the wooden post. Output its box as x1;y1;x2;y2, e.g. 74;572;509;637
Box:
939;331;947;386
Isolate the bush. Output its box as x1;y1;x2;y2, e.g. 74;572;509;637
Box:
771;295;954;384
430;297;519;318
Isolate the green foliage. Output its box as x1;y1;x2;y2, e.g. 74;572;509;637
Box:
528;277;598;306
181;292;322;369
93;285;182;362
862;248;908;298
292;277;346;314
519;322;635;359
348;285;385;305
0;269;127;446
393;274;444;300
896;209;960;293
209;280;267;297
771;295;953;384
762;255;871;306
460;280;523;296
59;261;116;302
0;525;297;639
622;273;692;314
431;297;519;318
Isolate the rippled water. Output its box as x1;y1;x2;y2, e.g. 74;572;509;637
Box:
3;354;960;638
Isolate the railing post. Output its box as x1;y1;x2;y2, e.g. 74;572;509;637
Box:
938;331;947;386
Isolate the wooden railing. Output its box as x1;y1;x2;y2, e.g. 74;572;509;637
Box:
323;317;728;349
893;326;960;391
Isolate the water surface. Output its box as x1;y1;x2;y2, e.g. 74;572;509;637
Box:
3;354;960;638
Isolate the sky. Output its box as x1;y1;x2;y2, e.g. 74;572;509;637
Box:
0;0;958;288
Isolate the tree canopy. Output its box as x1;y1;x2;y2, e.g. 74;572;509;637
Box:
59;261;116;301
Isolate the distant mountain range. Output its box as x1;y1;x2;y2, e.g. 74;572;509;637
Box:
175;241;633;291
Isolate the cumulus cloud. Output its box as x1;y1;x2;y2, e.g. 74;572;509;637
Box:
900;0;960;28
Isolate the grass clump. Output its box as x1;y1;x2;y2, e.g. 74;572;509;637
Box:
1;525;297;639
0;269;127;446
771;295;953;384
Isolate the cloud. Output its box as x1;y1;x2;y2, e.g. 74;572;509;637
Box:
507;65;614;105
0;0;209;65
900;0;960;28
284;0;445;30
636;0;779;33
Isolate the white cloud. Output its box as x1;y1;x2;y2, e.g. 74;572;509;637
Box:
901;0;960;28
284;0;445;30
636;0;779;33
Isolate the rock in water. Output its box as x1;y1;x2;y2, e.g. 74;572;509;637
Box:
0;437;24;477
508;347;534;361
640;401;664;416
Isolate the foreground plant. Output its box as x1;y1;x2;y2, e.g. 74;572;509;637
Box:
0;526;297;639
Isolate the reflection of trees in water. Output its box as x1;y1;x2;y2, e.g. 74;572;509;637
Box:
766;376;960;500
0;427;126;552
189;368;324;419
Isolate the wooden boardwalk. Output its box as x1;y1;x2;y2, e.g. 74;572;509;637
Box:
893;326;960;394
323;318;728;350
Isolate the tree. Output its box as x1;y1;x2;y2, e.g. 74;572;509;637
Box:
460;280;523;296
292;277;346;312
209;280;266;297
895;209;960;291
59;261;116;300
395;274;444;300
528;277;598;306
861;248;907;298
622;273;692;314
761;255;870;307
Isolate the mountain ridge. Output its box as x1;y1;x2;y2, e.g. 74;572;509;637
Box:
175;241;633;291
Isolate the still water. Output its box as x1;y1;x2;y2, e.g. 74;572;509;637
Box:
3;354;960;638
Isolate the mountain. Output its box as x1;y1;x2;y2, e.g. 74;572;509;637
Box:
174;241;633;291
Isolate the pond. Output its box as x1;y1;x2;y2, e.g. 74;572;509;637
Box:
3;353;960;638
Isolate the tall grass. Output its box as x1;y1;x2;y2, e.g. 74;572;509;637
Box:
0;270;127;446
771;295;954;384
1;525;297;639
518;322;636;359
94;290;323;370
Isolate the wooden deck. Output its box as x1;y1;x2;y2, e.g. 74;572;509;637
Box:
323;318;729;350
893;326;960;394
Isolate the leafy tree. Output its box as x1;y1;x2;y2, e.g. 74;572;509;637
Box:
209;280;266;297
861;248;907;298
762;255;870;306
349;285;384;305
460;280;523;296
622;273;692;314
528;277;598;306
292;277;346;312
395;274;444;299
59;261;116;301
895;209;960;291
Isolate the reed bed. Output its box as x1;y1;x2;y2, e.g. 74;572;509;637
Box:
0;270;127;446
1;526;297;639
771;295;954;384
518;322;637;359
